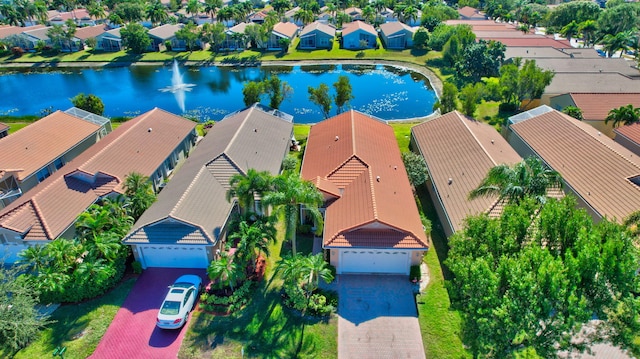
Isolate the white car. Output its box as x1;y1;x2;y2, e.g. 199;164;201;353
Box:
156;274;202;329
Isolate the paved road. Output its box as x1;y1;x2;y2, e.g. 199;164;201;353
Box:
90;268;207;359
337;275;425;359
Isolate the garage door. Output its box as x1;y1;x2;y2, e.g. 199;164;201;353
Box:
138;245;209;269
339;250;410;275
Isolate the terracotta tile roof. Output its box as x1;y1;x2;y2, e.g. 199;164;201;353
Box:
379;22;414;37
74;24;109;40
0;25;45;39
47;9;92;21
458;6;486;19
568;93;640;121
124;105;293;245
23;27;51;40
229;22;249;34
0;111;101;182
474;31;531;38
508;107;640;222
0;108;196;241
615;123;640;147
483;37;571;47
273;22;298;38
300;21;336;37
301;111;429;249
342;21;377;37
412;111;522;233
0;122;8;132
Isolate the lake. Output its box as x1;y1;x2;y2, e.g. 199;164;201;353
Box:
0;63;437;123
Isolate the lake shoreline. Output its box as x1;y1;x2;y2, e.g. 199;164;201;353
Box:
1;59;442;124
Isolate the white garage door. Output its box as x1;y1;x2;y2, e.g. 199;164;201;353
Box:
339;249;410;275
138;245;209;269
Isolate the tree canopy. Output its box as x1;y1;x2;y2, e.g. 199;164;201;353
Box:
71;93;105;115
446;196;640;357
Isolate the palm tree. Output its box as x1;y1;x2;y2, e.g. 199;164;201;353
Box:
605;104;640;128
123;172;156;220
226;169;273;214
469;157;562;205
275;254;303;281
91;232;125;262
578;20;597;47
216;6;235;26
361;5;375;24
146;0;169;27
207;252;241;292
294;9;315;26
203;0;223;20
228;217;276;269
186;0;202;19
18;245;50;274
262;173;324;256
560;20;579;43
300;253;334;295
402;6;418;25
602;30;635;58
271;0;292;16
75;205;113;241
45;239;82;272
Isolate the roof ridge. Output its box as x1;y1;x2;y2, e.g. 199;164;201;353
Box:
223;106;253;168
79;109;154;173
170;166;207;217
367;168;378;220
29;198;52;240
0;201;34;233
456;111;498;166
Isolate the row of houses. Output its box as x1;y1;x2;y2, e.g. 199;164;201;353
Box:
0;104;427;276
411;106;640;237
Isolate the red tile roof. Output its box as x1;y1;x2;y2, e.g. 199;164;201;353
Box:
615;123;640;147
0;108;195;241
569;93;640;121
273;22;298;38
74;24;109;40
0;25;45;39
301;111;429;249
342;21;377;37
411;111;522;233
0;111;101;182
0;122;8;132
458;6;485;19
483;37;571;47
509;108;640;222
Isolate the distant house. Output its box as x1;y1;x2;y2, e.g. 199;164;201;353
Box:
123;104;293;269
248;10;269;24
376;8;396;23
341;21;377;49
148;24;187;51
0;108;196;264
9;26;52;51
379;22;415;49
95;27;122;51
301;110;429;275
284;7;304;27
457;6;486;20
505;105;640;223
47;9;102;26
344;7;363;21
615;123;640;157
550;93;640;137
220;22;249;50
0;108;111;209
411;111;522;237
299;21;335;49
0;123;8;138
266;22;298;50
0;25;45;43
73;24;109;49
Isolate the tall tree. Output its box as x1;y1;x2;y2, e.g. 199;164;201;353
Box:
146;0;169;26
123;172;156;220
207;252;241;292
498;59;554;108
263;75;292;110
262;173;324;255
226;169;273;213
433;82;458;113
333;75;354;114
469;156;562;205
121;22;152;53
175;22;200;51
203;0;223;20
401;151;428;190
71;93;105;115
308;83;332;119
242;81;263;106
228;216;276;268
605;104;640;128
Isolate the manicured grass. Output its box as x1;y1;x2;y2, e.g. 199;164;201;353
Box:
13;277;137;359
414;184;470;359
390;122;420;152
178;227;337;359
8;122;29;133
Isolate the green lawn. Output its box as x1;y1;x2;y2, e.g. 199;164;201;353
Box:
178;227;336;359
7;122;29;133
12;277;136;359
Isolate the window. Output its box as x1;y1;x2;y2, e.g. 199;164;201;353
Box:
54;157;65;170
184;288;194;306
36;167;51;183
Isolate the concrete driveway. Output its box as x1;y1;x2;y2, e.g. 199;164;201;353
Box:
337;275;425;359
90;268;207;359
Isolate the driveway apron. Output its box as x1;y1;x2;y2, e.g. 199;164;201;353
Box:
90;268;207;359
338;274;425;359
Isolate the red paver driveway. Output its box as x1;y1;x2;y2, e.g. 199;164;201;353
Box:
90;268;208;359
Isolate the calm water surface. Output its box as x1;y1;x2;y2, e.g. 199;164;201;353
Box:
0;64;437;123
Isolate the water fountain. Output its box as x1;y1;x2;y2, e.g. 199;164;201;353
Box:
159;60;196;113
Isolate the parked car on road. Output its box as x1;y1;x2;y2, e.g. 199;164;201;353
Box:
156;274;202;329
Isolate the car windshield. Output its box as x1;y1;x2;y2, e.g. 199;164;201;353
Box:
160;301;181;315
170;288;185;294
172;282;193;288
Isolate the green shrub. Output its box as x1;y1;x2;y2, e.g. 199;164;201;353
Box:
132;261;143;274
202;280;253;312
410;265;421;282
